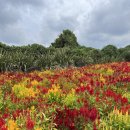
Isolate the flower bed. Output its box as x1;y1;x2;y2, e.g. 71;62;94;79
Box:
0;62;130;130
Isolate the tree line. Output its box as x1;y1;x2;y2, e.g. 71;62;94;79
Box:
0;29;130;72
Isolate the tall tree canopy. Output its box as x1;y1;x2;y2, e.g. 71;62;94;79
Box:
51;29;79;48
101;45;118;57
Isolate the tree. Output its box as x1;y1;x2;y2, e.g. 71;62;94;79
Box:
51;29;79;48
29;43;47;54
125;45;130;50
101;44;118;62
122;51;130;61
87;49;101;63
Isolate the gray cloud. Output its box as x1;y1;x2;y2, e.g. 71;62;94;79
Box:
88;0;130;35
0;0;130;48
79;0;130;48
6;0;45;8
0;2;20;27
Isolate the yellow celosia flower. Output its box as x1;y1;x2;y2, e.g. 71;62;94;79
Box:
12;83;39;98
48;84;61;94
8;119;19;130
28;88;37;97
31;106;35;111
63;88;77;108
43;70;54;75
97;107;130;129
106;68;114;75
72;70;84;79
35;128;42;130
108;108;130;127
31;80;39;86
30;106;35;114
100;74;105;83
46;84;62;103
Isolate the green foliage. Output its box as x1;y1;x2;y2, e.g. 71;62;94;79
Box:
0;35;129;71
101;44;118;56
101;44;118;62
51;29;79;48
122;51;130;61
63;89;80;109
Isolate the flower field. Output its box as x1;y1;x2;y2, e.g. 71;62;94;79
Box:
0;62;130;130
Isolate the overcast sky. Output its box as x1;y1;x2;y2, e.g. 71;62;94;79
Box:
0;0;130;48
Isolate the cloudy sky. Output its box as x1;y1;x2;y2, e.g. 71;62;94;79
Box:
0;0;130;48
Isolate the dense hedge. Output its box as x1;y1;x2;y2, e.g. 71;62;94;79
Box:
0;30;130;72
0;42;129;72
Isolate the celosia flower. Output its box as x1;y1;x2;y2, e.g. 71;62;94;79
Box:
35;128;42;130
80;107;89;121
89;108;98;121
2;113;9;119
7;119;19;130
0;118;5;128
12;83;38;98
31;80;39;86
1;125;7;130
26;118;35;130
